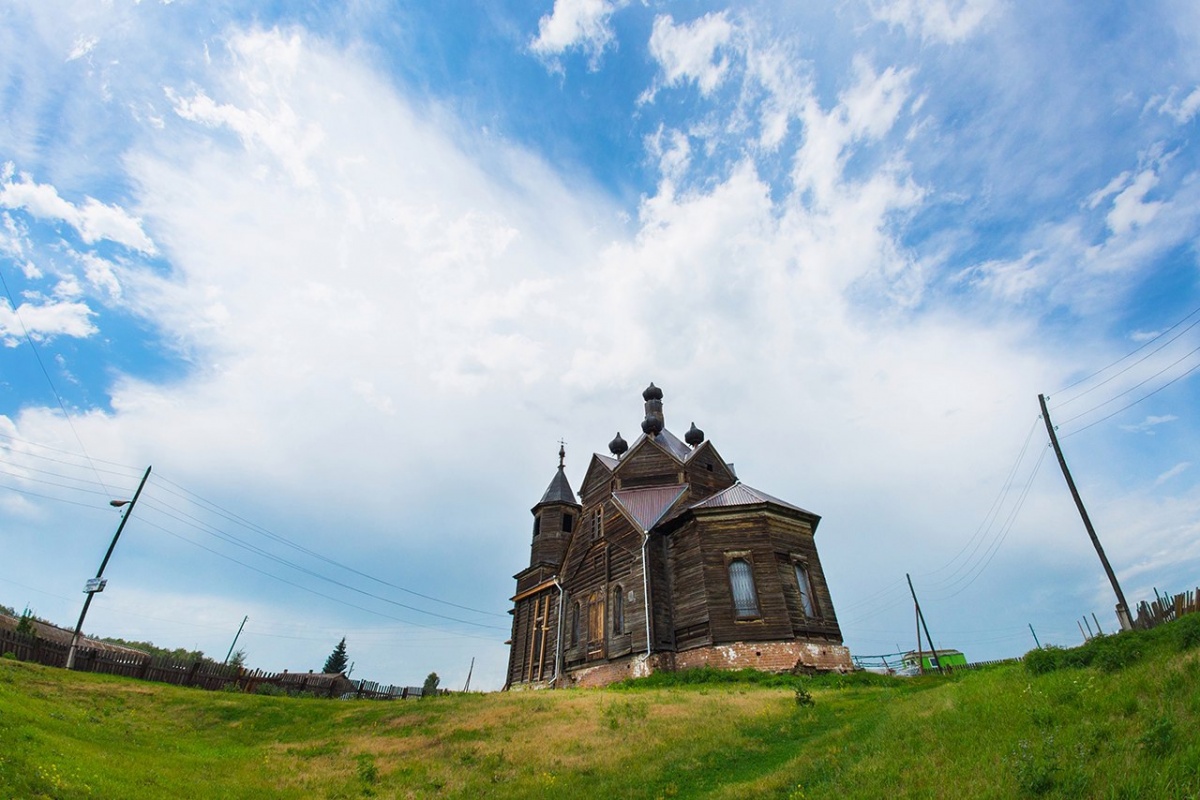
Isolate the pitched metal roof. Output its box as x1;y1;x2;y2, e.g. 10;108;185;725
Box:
537;466;578;506
613;485;688;533
688;483;814;516
595;454;619;470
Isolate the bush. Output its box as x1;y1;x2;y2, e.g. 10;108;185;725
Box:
422;672;440;698
1024;647;1065;675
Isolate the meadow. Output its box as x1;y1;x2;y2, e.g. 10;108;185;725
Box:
2;618;1198;799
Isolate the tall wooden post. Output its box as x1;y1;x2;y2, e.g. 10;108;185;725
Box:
1038;394;1132;630
907;573;943;674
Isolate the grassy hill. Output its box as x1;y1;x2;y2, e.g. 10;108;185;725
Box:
3;618;1199;799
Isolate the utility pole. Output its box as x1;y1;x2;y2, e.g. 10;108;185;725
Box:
223;615;248;665
463;657;475;692
66;466;152;670
1029;623;1042;650
906;573;943;674
1038;394;1132;631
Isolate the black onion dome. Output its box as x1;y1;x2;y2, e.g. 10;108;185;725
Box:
642;382;663;401
641;415;664;435
685;421;705;447
609;431;628;456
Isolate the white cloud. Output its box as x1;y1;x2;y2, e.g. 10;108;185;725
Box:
529;0;623;68
0;297;97;345
1120;414;1179;434
1156;87;1200;124
67;34;99;62
1106;168;1163;236
870;0;1000;44
0;166;157;254
646;12;734;97
1154;461;1190;485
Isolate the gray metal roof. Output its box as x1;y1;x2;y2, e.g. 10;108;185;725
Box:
536;466;578;507
688;483;815;516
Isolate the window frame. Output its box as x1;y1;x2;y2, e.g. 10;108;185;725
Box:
792;558;817;619
611;584;625;635
725;553;761;621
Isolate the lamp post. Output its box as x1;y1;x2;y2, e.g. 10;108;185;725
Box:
65;466;152;670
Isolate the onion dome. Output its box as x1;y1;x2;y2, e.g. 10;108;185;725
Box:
685;421;705;447
641;382;665;435
609;431;628;457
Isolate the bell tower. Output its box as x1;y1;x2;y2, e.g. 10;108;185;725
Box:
529;444;580;569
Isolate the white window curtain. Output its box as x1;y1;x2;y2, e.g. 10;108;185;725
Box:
729;559;759;618
795;563;815;618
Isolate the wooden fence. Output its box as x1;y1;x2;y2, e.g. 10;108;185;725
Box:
1134;587;1200;630
0;627;430;699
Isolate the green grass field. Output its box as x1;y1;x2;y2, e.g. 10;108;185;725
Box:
3;618;1199;799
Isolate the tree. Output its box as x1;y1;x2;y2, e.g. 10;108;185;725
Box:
422;671;440;698
323;637;349;674
228;649;247;669
15;609;36;639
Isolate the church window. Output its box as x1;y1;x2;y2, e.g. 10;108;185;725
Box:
728;558;760;619
562;512;575;533
532;515;540;537
612;585;625;635
571;601;582;646
795;562;816;618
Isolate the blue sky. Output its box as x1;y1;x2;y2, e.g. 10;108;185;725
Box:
2;0;1199;690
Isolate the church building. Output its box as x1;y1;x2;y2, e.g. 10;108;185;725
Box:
505;384;852;688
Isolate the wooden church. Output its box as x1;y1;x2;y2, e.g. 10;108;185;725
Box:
505;384;851;688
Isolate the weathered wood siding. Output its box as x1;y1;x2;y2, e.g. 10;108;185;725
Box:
666;520;712;649
579;457;615;506
614;440;681;489
682;443;736;501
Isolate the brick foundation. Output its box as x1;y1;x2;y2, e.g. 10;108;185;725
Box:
562;640;852;688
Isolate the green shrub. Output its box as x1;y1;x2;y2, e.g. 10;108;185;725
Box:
1024;647;1064;675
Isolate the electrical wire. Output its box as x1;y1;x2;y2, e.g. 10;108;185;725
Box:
1051;302;1200;402
0;266;115;499
1061;359;1200;440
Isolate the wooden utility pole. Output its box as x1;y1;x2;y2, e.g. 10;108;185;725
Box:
223;615;248;665
66;465;152;669
463;657;475;693
906;573;943;674
1029;623;1042;650
1038;394;1132;631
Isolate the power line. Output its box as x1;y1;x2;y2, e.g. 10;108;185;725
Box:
134;494;508;631
1052;303;1200;402
1061;359;1200;440
136;516;503;644
0;436;510;622
0;265;115;499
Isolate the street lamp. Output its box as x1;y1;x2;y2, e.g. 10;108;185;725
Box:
65;466;152;670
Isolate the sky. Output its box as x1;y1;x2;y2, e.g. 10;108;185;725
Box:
1;0;1199;691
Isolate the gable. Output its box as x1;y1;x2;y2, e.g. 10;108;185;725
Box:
579;454;616;503
613;435;683;488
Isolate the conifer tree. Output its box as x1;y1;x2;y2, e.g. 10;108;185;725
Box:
323;637;349;674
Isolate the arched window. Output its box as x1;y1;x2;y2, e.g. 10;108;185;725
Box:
795;562;816;618
612;585;625;635
728;558;760;619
